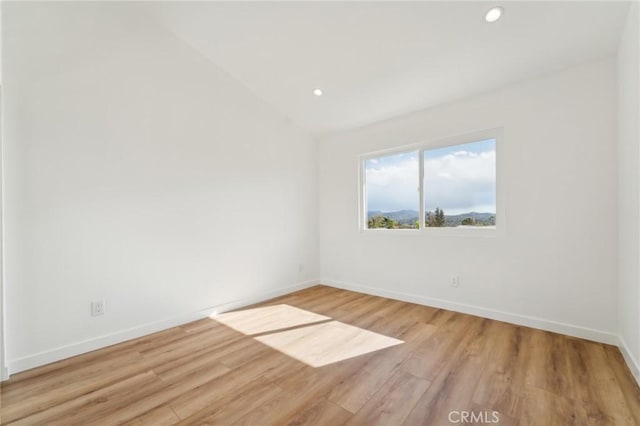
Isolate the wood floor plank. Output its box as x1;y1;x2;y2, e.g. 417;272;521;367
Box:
603;345;640;425
471;322;523;416
2;350;142;404
402;316;491;424
174;376;282;425
2;285;638;425
346;370;430;426
167;352;289;420
286;398;351;426
518;386;590;426
468;402;520;426
579;342;636;425
231;372;353;426
230;385;317;426
247;355;395;423
0;327;184;386
325;320;434;413
9;371;165;426
152;348;233;384
327;346;407;413
255;321;402;369
94;362;231;425
403;313;480;381
2;351;148;424
148;334;250;380
121;406;181;426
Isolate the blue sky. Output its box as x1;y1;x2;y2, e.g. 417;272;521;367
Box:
423;138;495;159
366;138;496;215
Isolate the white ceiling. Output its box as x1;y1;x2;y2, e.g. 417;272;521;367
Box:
155;1;630;136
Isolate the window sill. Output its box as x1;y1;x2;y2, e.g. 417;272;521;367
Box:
359;227;502;238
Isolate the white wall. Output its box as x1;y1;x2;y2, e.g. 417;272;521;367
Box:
0;0;5;380
318;59;618;343
2;2;318;373
617;2;640;381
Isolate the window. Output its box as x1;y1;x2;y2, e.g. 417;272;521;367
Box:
424;139;496;228
361;132;499;232
364;151;419;229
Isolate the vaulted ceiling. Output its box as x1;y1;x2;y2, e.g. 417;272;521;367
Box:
10;1;628;136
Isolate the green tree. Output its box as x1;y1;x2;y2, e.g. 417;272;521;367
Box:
425;211;433;227
461;217;475;226
425;208;446;227
435;208;445;227
368;216;396;229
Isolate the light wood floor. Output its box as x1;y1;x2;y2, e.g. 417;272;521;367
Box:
2;285;640;425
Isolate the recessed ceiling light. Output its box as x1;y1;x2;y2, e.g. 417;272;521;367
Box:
485;6;503;23
313;88;323;96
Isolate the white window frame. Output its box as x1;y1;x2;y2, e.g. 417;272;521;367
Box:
358;128;505;237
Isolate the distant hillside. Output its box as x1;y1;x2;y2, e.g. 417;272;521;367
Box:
368;210;419;224
367;210;495;227
444;211;495;221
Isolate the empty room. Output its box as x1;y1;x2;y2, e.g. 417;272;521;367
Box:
1;0;639;425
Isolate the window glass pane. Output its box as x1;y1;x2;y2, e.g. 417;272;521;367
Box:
365;151;419;229
424;139;496;228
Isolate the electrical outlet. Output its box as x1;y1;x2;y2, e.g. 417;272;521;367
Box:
451;275;460;288
91;300;106;317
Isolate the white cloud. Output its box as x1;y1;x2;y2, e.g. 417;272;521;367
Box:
366;156;418;212
425;150;495;214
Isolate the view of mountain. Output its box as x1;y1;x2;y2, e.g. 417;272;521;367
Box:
367;210;495;228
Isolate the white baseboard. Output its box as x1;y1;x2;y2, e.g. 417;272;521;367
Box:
321;279;619;345
618;335;640;387
6;280;320;377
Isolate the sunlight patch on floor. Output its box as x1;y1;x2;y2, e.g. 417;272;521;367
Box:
211;304;331;335
255;321;404;367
